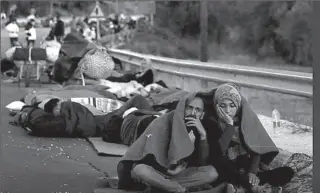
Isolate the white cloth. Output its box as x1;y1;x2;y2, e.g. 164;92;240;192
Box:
83;28;96;42
26;27;36;40
41;40;61;62
123;107;138;118
99;80;144;98
5;23;19;38
6;101;26;111
1;13;6;20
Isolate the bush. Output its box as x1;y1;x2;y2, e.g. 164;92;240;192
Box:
122;1;312;67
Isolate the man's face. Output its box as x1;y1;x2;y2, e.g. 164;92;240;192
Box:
185;97;204;120
52;101;62;116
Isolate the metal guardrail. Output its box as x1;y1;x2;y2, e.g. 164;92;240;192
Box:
108;48;313;99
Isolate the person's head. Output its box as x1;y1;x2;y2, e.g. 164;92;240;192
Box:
56;15;60;20
185;96;205;120
213;83;241;119
44;98;62;116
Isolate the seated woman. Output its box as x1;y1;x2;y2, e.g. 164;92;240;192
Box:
204;83;294;193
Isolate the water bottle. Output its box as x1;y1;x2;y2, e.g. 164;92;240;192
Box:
272;109;281;133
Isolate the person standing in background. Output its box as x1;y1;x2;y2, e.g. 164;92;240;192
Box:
5;18;20;47
27;8;36;23
70;16;78;33
6;4;17;26
25;19;37;47
54;15;65;43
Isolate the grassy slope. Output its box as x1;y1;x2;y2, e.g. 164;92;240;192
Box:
121;30;313;73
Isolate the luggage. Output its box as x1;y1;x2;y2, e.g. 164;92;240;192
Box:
78;47;115;80
12;48;47;61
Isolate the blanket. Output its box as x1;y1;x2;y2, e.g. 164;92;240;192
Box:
52;33;97;84
60;33;96;58
148;89;188;107
23;85;116;105
145;87;279;165
60;101;99;137
99;80;167;99
197;88;279;165
117;93;197;189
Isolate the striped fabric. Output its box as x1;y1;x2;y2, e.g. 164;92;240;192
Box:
69;97;123;114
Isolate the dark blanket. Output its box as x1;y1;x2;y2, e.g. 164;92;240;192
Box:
60;101;100;137
146;87;279;164
52;33;97;84
196;88;279;165
148;88;188;107
117;93;197;189
60;33;96;58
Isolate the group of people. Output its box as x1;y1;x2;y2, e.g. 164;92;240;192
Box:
5;13;65;48
14;82;295;193
116;83;294;193
5;16;36;48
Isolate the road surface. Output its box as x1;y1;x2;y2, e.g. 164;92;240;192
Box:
1;27;119;193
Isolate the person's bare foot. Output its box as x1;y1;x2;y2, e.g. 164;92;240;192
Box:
251;185;282;193
226;184;236;193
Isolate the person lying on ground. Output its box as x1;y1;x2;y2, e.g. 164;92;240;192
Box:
100;94;171;146
1;58;18;78
42;94;161;139
199;83;294;193
117;95;225;193
44;98;103;137
106;68;156;87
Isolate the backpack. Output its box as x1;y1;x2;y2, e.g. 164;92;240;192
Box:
20;104;66;137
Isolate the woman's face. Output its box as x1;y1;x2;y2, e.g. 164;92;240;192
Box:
218;99;237;118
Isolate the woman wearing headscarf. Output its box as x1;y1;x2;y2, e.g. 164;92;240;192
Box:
202;83;294;193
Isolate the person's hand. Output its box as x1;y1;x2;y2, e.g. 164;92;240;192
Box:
216;104;234;126
248;173;260;187
188;130;196;143
185;117;206;140
167;161;188;176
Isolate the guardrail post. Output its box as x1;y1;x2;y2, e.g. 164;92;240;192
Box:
200;0;208;62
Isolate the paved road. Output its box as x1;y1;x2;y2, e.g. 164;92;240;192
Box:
0;84;121;193
0;27;119;193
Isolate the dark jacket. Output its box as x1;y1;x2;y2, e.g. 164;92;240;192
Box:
60;101;101;137
54;20;65;36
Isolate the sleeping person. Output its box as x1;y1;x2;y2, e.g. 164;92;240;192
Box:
42;95;166;140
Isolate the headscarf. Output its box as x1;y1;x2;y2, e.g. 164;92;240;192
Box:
213;83;241;110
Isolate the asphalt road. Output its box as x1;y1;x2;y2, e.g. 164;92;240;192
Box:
0;77;122;193
0;27;120;193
